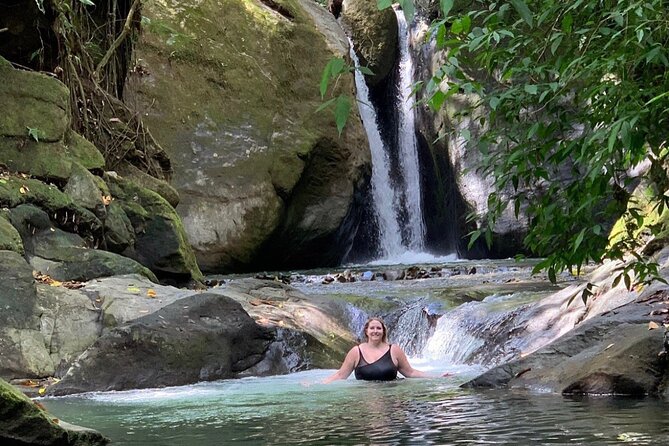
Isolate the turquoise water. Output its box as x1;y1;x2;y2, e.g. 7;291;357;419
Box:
41;370;669;445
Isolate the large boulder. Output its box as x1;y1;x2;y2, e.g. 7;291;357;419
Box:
208;278;356;372
0;250;54;379
125;0;370;272
48;293;274;395
464;294;669;395
340;0;398;86
106;174;203;283
0;378;109;445
0;59;106;180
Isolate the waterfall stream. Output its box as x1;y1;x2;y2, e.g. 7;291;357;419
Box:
351;10;457;265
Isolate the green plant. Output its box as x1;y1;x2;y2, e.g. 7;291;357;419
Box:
426;0;669;292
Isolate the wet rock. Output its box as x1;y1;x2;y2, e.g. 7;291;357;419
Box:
0;378;109;445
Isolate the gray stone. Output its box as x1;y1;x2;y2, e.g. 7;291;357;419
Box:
340;0;398;86
48;293;273;395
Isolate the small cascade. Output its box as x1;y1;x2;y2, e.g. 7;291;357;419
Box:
421;293;536;366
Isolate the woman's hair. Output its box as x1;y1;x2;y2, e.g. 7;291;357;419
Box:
363;317;388;343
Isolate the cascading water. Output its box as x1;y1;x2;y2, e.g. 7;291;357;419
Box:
394;8;426;252
350;44;404;257
350;9;455;264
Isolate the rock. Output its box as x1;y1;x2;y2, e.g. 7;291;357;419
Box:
63;163;105;211
0;250;54;379
361;270;374;281
36;284;102;376
125;0;370;272
340;0;398;86
116;163;180;208
29;246;158;283
464;288;669;395
48;293;273;395
106;174;203;283
0;210;23;254
0;378;109;445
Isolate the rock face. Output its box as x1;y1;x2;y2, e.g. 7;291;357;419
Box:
340;0;398;86
0;378;109;445
48;293;274;395
126;0;371;272
465;293;669;395
0;56;203;284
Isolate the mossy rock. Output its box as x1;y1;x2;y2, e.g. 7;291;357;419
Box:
341;0;398;86
0;378;109;445
0;130;105;181
126;0;369;272
64;163;105;211
106;174;203;283
0;175;102;241
0;211;23;255
0;61;70;142
116;162;180;207
30;246;159;283
609;181;669;253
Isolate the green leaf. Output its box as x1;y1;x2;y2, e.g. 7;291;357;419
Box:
398;0;415;21
78;0;95;5
27;127;42;142
573;228;586;253
315;97;336;113
377;0;393;10
561;13;573;34
509;0;533;28
440;0;454;18
489;96;500;110
357;66;374;76
334;95;351;136
467;229;482;249
524;84;538;95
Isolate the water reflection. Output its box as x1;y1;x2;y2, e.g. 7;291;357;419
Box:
41;371;669;445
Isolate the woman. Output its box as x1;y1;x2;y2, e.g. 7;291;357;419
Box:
324;317;435;383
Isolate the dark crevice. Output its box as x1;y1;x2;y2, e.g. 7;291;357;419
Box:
258;0;294;21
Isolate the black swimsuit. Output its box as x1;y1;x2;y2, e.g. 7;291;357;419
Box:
354;345;398;381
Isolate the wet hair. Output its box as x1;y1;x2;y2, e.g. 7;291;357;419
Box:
363;317;388;343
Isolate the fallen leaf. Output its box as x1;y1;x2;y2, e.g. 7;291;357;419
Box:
648;321;660;330
49;280;63;287
604;343;614;350
19;185;29;194
38;387;46;395
147;289;157;298
127;286;141;294
101;195;112;205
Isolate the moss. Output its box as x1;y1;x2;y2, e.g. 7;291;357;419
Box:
0;210;24;254
0;63;70;141
0;131;105;181
0;378;109;445
0;175;101;238
107;175;203;282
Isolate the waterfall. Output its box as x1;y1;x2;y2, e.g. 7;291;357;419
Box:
394;8;426;252
349;10;430;262
350;44;404;257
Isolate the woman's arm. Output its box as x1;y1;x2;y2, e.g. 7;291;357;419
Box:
392;344;432;378
323;347;359;383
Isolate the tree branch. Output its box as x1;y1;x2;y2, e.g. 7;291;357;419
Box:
94;0;140;81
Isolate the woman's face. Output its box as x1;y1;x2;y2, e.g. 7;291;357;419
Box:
366;320;385;342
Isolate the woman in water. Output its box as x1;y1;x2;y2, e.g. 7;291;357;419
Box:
324;317;436;383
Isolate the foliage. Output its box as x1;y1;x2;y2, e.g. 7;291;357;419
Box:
426;0;669;288
318;57;373;135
